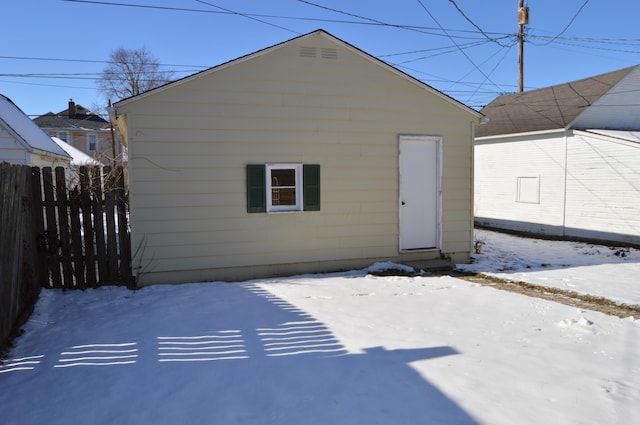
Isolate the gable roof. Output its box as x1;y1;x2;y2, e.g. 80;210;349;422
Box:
115;29;482;120
0;94;70;158
51;137;103;166
34;104;109;131
476;66;638;138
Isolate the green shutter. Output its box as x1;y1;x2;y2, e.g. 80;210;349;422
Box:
303;164;320;211
246;164;266;213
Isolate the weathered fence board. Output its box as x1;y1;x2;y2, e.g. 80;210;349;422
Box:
0;164;40;345
34;165;133;289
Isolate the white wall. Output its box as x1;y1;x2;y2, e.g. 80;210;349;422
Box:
475;129;640;245
0;127;29;164
474;130;567;236
564;131;640;243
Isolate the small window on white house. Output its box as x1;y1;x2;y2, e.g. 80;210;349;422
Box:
87;134;98;152
57;132;69;143
516;176;540;204
266;164;302;212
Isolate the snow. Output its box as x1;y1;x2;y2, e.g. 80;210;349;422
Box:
458;228;640;306
0;94;70;158
1;230;639;424
51;137;102;166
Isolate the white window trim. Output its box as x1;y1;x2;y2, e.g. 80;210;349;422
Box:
87;134;98;152
516;176;540;204
266;163;303;213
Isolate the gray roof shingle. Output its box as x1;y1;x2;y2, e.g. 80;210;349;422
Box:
34;104;109;131
476;66;636;137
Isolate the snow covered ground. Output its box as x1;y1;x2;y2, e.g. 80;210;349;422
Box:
458;228;640;306
1;230;639;424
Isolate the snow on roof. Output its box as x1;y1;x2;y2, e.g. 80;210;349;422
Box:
0;94;70;158
51;137;103;166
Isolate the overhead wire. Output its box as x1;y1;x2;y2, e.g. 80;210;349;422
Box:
537;0;591;46
63;0;512;41
194;0;300;35
447;0;510;47
414;0;506;93
14;0;639;112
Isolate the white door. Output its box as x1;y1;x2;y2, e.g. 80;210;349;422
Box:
399;136;440;250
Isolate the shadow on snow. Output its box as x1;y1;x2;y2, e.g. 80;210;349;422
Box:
0;281;478;424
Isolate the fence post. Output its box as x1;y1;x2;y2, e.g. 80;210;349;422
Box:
79;167;97;287
68;187;85;289
42;167;62;288
0;164;21;342
55;167;74;287
92;167;108;283
19;165;40;318
115;166;133;285
104;167;118;281
30;167;48;287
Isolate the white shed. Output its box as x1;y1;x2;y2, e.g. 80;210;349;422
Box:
475;65;640;245
0;94;71;168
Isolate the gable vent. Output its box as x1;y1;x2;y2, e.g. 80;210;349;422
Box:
300;46;317;58
321;48;338;60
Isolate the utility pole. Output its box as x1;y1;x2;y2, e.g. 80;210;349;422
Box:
517;0;529;92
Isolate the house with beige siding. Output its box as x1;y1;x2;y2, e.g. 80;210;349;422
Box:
475;65;640;245
114;30;484;285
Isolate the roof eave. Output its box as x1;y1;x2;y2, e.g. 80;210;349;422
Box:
475;128;567;141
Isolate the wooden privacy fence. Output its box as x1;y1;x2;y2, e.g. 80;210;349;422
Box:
33;165;134;289
1;163;40;345
2;163;133;346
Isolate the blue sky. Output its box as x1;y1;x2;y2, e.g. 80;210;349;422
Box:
3;0;640;117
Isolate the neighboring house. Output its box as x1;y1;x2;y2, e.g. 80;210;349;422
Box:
0;94;71;168
475;65;640;245
51;137;103;167
114;29;484;286
34;100;123;164
51;136;104;187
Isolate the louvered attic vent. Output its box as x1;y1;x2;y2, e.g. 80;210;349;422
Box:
299;47;338;59
300;47;317;58
321;48;338;59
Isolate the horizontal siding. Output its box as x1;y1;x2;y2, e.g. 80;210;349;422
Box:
120;35;477;283
474;133;567;231
0;130;28;164
564;133;640;239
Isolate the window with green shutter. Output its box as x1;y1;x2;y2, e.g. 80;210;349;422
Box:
247;163;320;213
246;164;266;213
303;164;320;211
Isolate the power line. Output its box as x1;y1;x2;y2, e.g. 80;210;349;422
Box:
538;0;591;46
414;0;504;92
530;38;640;54
194;0;300;35
0;54;209;69
64;0;510;41
447;0;510;47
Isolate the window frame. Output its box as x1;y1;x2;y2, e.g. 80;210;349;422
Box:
57;131;69;143
516;176;540;204
265;163;303;213
87;134;98;152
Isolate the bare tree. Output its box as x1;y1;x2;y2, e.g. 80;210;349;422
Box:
97;47;174;101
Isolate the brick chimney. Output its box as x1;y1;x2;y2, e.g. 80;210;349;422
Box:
68;99;76;118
